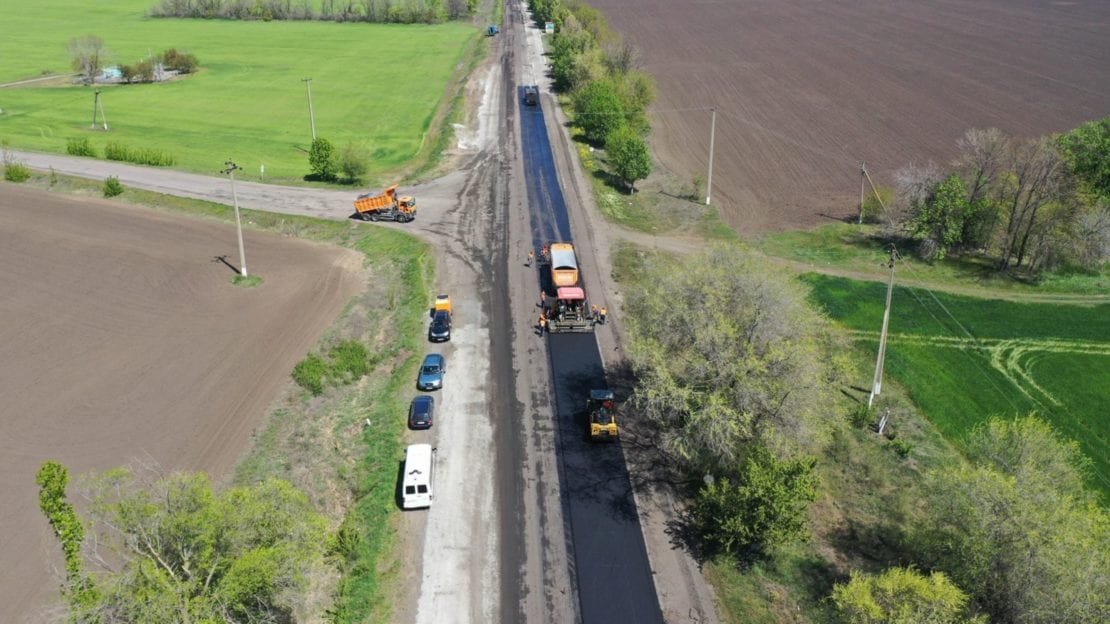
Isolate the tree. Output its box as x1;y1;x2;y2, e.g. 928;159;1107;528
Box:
626;247;842;472
1057;116;1110;199
909;174;971;261
882;162;944;238
693;447;817;560
954;128;1007;250
605;126;651;191
830;567;982;624
67;35;108;85
916;416;1109;623
572;78;626;145
308;137;337;180
36;462;96;608
995;136;1074;271
42;463;331;623
337;142;369;182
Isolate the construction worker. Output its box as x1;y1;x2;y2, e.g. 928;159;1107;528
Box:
599;306;608;324
591;304;599;322
537;312;546;335
526;250;534;267
541;244;549;260
539;290;547;309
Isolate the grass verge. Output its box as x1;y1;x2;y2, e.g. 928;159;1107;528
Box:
231;274;262;287
757;222;1110;296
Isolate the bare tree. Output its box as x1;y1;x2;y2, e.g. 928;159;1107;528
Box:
995;137;1073;271
953;128;1008;249
882;161;943;237
67;35;107;85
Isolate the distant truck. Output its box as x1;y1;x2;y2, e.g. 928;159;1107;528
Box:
523;85;538;106
353;184;416;222
487;24;499;36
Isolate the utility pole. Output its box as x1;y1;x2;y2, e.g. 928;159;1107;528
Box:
858;162;866;224
302;77;316;142
705;107;716;206
221;160;248;277
868;247;896;408
91;90;108;130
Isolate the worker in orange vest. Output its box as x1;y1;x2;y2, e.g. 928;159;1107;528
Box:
599;307;608;324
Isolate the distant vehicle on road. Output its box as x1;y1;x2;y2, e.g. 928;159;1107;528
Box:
524;85;539;106
408;395;435;430
353;184;416;222
429;309;451;342
417;353;446;390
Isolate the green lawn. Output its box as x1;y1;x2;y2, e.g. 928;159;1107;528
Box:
0;0;476;182
803;273;1110;498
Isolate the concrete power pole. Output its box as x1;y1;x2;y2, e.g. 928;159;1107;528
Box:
302;77;316;142
858;162;866;224
705;107;716;206
222;161;248;277
868;247;896;408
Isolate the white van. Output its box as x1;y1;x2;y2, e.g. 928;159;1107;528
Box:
402;444;435;509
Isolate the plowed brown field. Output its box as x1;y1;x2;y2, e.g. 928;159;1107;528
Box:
0;186;364;622
588;0;1110;233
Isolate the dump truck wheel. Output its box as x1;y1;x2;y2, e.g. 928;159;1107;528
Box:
369;213;380;222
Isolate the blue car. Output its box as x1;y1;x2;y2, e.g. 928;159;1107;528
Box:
417;353;446;391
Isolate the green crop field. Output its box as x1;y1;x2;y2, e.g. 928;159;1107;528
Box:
0;0;476;182
803;274;1110;498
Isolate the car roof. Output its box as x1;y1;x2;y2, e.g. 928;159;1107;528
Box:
433;310;450;320
411;395;434;408
422;353;444;365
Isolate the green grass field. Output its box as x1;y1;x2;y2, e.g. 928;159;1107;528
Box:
0;0;476;182
759;223;1110;295
803;273;1110;498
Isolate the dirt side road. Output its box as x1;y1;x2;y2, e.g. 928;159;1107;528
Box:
0;186;365;622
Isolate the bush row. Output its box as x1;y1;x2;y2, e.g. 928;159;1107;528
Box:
104;142;176;167
149;0;477;23
532;0;655;189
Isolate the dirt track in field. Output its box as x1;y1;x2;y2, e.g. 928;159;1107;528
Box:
588;0;1110;233
0;186;365;622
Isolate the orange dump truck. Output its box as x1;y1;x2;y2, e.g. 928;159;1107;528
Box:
354;184;417;222
548;243;579;287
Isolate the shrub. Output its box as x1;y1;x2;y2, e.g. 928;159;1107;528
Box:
292;354;327;396
848;404;873;428
102;176;124;197
328;340;371;382
4;161;31;182
694;447;818;560
308;137;337;181
337;143;370;183
66;137;96;157
104;142;175;166
161;48;198;74
891;438;912;458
